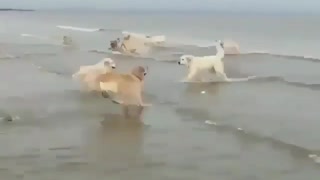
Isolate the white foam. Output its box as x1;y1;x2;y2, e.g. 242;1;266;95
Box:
225;76;257;82
181;76;256;83
309;154;320;164
111;51;121;55
57;25;101;32
122;31;166;43
20;33;50;40
205;120;217;125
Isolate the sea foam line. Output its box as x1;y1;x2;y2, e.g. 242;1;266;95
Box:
56;25;102;32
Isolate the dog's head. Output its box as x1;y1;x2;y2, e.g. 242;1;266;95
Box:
178;55;194;66
216;40;224;49
102;58;116;69
131;66;148;81
123;35;131;41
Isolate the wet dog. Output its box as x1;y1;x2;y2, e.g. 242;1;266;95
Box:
96;66;151;119
178;40;227;82
72;58;116;92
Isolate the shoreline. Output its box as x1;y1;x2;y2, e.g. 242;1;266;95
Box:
0;8;34;11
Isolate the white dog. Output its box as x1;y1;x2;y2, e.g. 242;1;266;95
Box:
72;58;116;91
178;40;227;82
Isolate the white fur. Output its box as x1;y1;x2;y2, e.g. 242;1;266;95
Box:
178;40;227;82
72;58;116;91
122;31;166;45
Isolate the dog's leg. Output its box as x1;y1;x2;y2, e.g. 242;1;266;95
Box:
101;91;110;98
181;69;197;82
122;105;130;119
135;106;145;120
137;92;152;107
217;71;228;80
209;66;216;74
193;72;204;82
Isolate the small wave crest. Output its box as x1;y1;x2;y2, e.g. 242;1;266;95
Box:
158;38;320;62
0;54;18;60
21;33;51;40
204;120;320;164
0;52;57;60
31;63;72;77
57;25;105;32
88;49;108;54
180;75;320;91
240;51;320;62
249;76;320;91
181;76;257;83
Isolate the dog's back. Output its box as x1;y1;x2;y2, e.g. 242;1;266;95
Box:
98;72;139;91
97;71;143;105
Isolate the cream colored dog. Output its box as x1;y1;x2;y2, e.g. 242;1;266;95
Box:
178;40;228;82
96;66;151;119
72;58;116;91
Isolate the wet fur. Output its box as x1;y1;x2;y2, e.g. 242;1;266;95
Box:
96;66;150;119
178;55;226;82
72;58;116;91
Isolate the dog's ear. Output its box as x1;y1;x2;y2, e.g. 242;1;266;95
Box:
103;60;110;67
186;56;193;62
124;35;131;40
131;66;145;81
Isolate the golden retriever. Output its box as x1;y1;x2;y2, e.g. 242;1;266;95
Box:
96;66;151;119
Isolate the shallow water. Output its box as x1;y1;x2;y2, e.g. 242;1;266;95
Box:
0;10;320;180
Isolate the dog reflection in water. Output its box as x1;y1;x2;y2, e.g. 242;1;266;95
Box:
86;113;147;170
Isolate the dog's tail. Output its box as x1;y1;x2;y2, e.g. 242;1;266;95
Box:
72;72;78;79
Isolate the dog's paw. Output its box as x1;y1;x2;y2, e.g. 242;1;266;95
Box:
179;79;188;83
101;91;110;98
141;103;152;107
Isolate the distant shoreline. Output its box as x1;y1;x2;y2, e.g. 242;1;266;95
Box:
0;8;34;11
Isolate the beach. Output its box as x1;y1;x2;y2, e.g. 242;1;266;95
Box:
0;10;320;179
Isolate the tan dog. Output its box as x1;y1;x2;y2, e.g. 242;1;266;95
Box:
96;66;151;119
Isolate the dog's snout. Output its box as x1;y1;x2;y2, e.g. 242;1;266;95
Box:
112;66;116;69
178;61;181;65
144;72;147;76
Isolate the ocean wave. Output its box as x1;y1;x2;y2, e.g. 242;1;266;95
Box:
0;52;57;60
0;54;18;60
21;33;52;40
88;49;108;54
249;76;320;91
155;38;320;62
20;33;66;47
181;76;257;84
56;25;107;32
88;49;155;60
31;63;72;77
168;44;320;62
176;106;320;164
241;51;320;62
203;120;320;164
179;75;320;91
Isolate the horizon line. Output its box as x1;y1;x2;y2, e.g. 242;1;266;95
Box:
1;7;319;15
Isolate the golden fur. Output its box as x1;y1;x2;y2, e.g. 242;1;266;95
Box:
96;66;150;119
